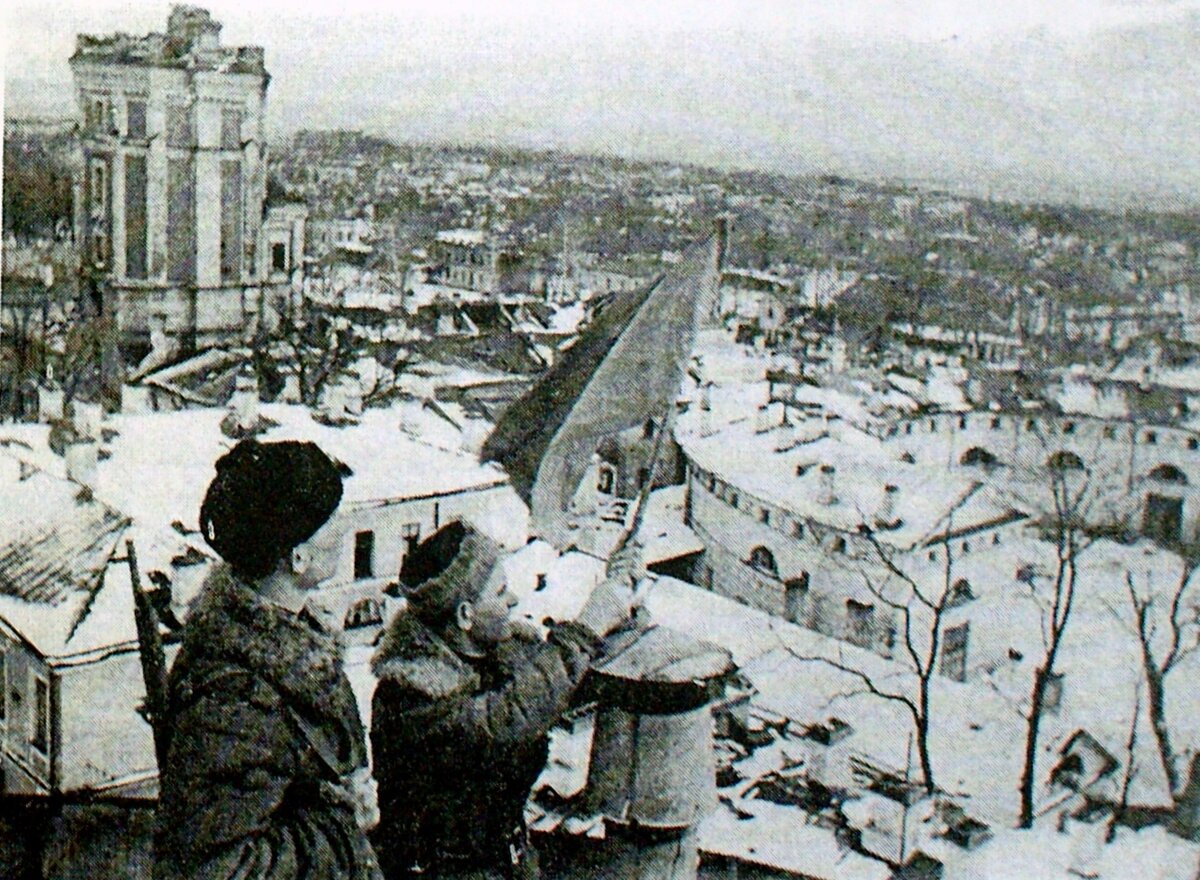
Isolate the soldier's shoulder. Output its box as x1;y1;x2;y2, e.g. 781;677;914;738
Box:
372;611;478;700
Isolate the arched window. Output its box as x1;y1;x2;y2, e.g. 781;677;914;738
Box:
960;447;998;467
1047;450;1085;472
344;597;384;630
748;546;778;577
1148;464;1188;485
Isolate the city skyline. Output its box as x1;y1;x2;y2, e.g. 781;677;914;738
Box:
5;0;1200;209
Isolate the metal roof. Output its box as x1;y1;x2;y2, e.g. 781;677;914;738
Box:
0;472;129;608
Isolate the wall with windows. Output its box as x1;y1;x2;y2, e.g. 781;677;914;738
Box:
71;55;274;343
0;636;55;795
889;410;1200;544
686;461;904;655
685;456;1021;673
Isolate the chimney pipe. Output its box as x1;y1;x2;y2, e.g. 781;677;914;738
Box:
71;399;103;440
341;377;364;420
38;385;64;423
64;437;98;489
230;370;259;432
818;464;837;505
875;484;900;529
562;627;732;880
321;383;347;424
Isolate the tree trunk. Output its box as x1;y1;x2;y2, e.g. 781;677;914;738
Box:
1145;667;1179;796
1019;667;1048;829
916;683;935;794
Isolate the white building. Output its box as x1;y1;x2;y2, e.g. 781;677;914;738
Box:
70;6;306;347
0;456;209;797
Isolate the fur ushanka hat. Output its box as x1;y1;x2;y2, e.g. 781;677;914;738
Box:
399;521;503;621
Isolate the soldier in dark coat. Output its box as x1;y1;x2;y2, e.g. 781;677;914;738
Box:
155;440;380;880
370;521;635;880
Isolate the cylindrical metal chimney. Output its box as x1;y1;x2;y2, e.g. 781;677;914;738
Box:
565;625;733;880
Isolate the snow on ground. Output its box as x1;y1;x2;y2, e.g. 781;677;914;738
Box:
701;796;891;880
943;821;1200;880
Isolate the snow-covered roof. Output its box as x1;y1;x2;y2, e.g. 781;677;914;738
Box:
0;455;211;660
677;413;1011;549
634;485;705;564
94;402;517;535
701;797;890;880
641;577;1030;825
435;228;488;247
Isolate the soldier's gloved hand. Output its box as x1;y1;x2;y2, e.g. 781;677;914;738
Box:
575;571;635;638
347;766;379;832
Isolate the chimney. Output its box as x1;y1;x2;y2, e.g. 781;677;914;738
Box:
340;376;364;420
120;383;152;414
562;627;732;880
875;484;900;529
320;383;347;424
71;399;103;440
229;370;259;432
281;373;302;403
714;214;731;273
38;384;64;423
755;402;783;434
64;437;98;489
818;464;838;505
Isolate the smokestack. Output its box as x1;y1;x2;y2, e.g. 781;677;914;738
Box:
120;383;152;415
562;627;732;880
281;373;302;403
71;399;103;440
38;385;64;423
64;437;98;489
229;370;259;432
875;484;900;529
320;383;347;424
340;376;364;420
818;464;837;505
714;214;732;273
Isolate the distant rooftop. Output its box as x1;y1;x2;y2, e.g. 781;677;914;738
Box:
70;5;266;77
436;229;489;247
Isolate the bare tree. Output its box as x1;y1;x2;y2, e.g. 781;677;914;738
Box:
785;527;964;795
1017;468;1099;828
1108;682;1142;843
1124;551;1200;798
270;299;359;407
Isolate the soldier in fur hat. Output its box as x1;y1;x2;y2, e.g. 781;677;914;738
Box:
156;439;380;880
370;521;636;880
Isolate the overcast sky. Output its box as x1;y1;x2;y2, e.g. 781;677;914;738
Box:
4;0;1199;208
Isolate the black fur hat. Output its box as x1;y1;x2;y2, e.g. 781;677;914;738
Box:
399;521;502;621
200;439;345;580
